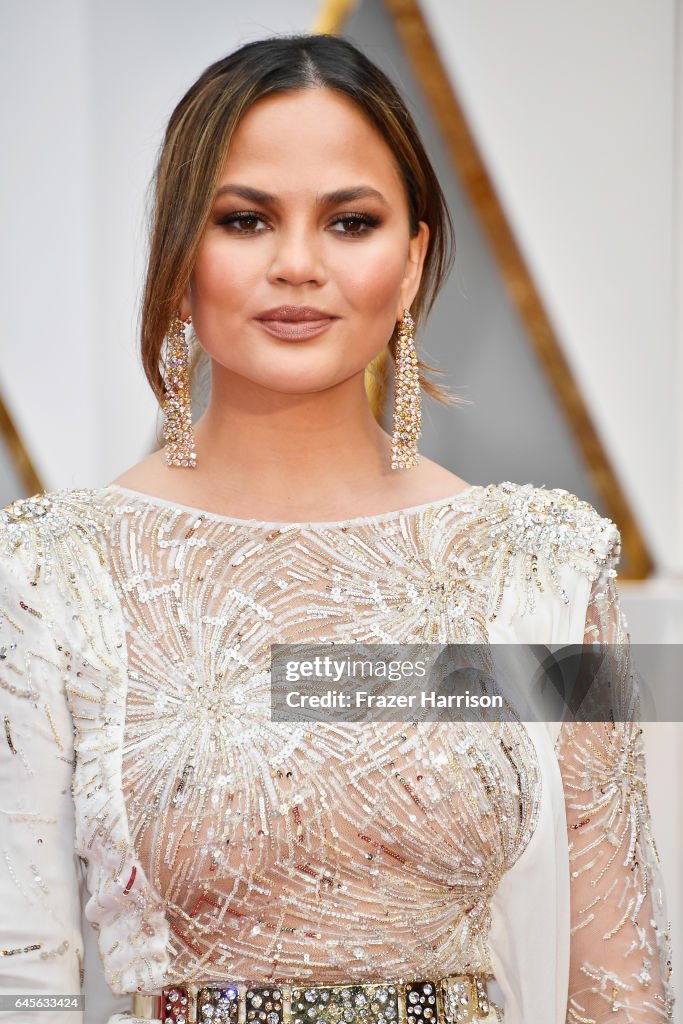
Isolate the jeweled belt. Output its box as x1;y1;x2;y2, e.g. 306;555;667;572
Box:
131;974;497;1024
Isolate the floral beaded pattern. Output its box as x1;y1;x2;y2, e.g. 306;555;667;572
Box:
0;489;169;998
102;483;541;989
0;492;91;1006
0;480;675;1024
464;481;623;621
556;560;674;1021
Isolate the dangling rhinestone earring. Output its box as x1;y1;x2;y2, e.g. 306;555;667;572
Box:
391;309;422;470
162;311;198;468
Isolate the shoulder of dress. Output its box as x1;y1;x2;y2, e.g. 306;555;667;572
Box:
0;486;114;568
472;480;621;618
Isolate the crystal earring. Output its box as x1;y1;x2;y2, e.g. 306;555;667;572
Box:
391;309;422;470
162;311;198;468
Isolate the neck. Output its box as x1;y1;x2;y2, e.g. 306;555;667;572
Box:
190;368;397;509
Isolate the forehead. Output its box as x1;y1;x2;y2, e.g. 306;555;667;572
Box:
217;87;405;196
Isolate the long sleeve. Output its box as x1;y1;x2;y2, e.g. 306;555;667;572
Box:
0;540;85;1022
555;537;675;1022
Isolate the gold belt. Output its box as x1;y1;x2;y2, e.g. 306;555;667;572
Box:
131;974;496;1024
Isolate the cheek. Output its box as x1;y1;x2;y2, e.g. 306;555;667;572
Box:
191;237;261;305
332;237;408;314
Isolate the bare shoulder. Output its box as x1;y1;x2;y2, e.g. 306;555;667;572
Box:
402;456;472;501
108;450;231;511
108;450;172;491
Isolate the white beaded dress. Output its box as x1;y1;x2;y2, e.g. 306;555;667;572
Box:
0;480;675;1024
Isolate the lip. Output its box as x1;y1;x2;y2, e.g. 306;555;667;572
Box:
255;305;336;321
255;318;335;341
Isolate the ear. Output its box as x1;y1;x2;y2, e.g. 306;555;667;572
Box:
397;221;430;318
178;281;192;322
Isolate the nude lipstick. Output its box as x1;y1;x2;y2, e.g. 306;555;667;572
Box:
254;305;338;341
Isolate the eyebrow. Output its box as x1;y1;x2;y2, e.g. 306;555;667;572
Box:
213;184;390;207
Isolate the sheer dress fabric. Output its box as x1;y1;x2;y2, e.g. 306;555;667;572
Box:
0;481;674;1024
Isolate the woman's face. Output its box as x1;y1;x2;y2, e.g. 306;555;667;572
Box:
180;87;429;396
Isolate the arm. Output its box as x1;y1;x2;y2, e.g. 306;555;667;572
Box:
555;541;674;1022
0;544;85;1023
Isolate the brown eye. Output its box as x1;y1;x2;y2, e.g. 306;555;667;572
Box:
217;211;268;233
330;213;381;236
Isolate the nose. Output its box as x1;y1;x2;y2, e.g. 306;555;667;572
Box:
266;224;327;287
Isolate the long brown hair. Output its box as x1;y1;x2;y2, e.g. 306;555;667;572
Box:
141;34;461;413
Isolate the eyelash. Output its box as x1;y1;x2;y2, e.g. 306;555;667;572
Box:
215;210;381;236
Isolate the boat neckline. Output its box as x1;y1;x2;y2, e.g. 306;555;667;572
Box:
101;482;484;530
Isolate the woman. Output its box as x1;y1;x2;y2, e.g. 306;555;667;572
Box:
0;34;674;1024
